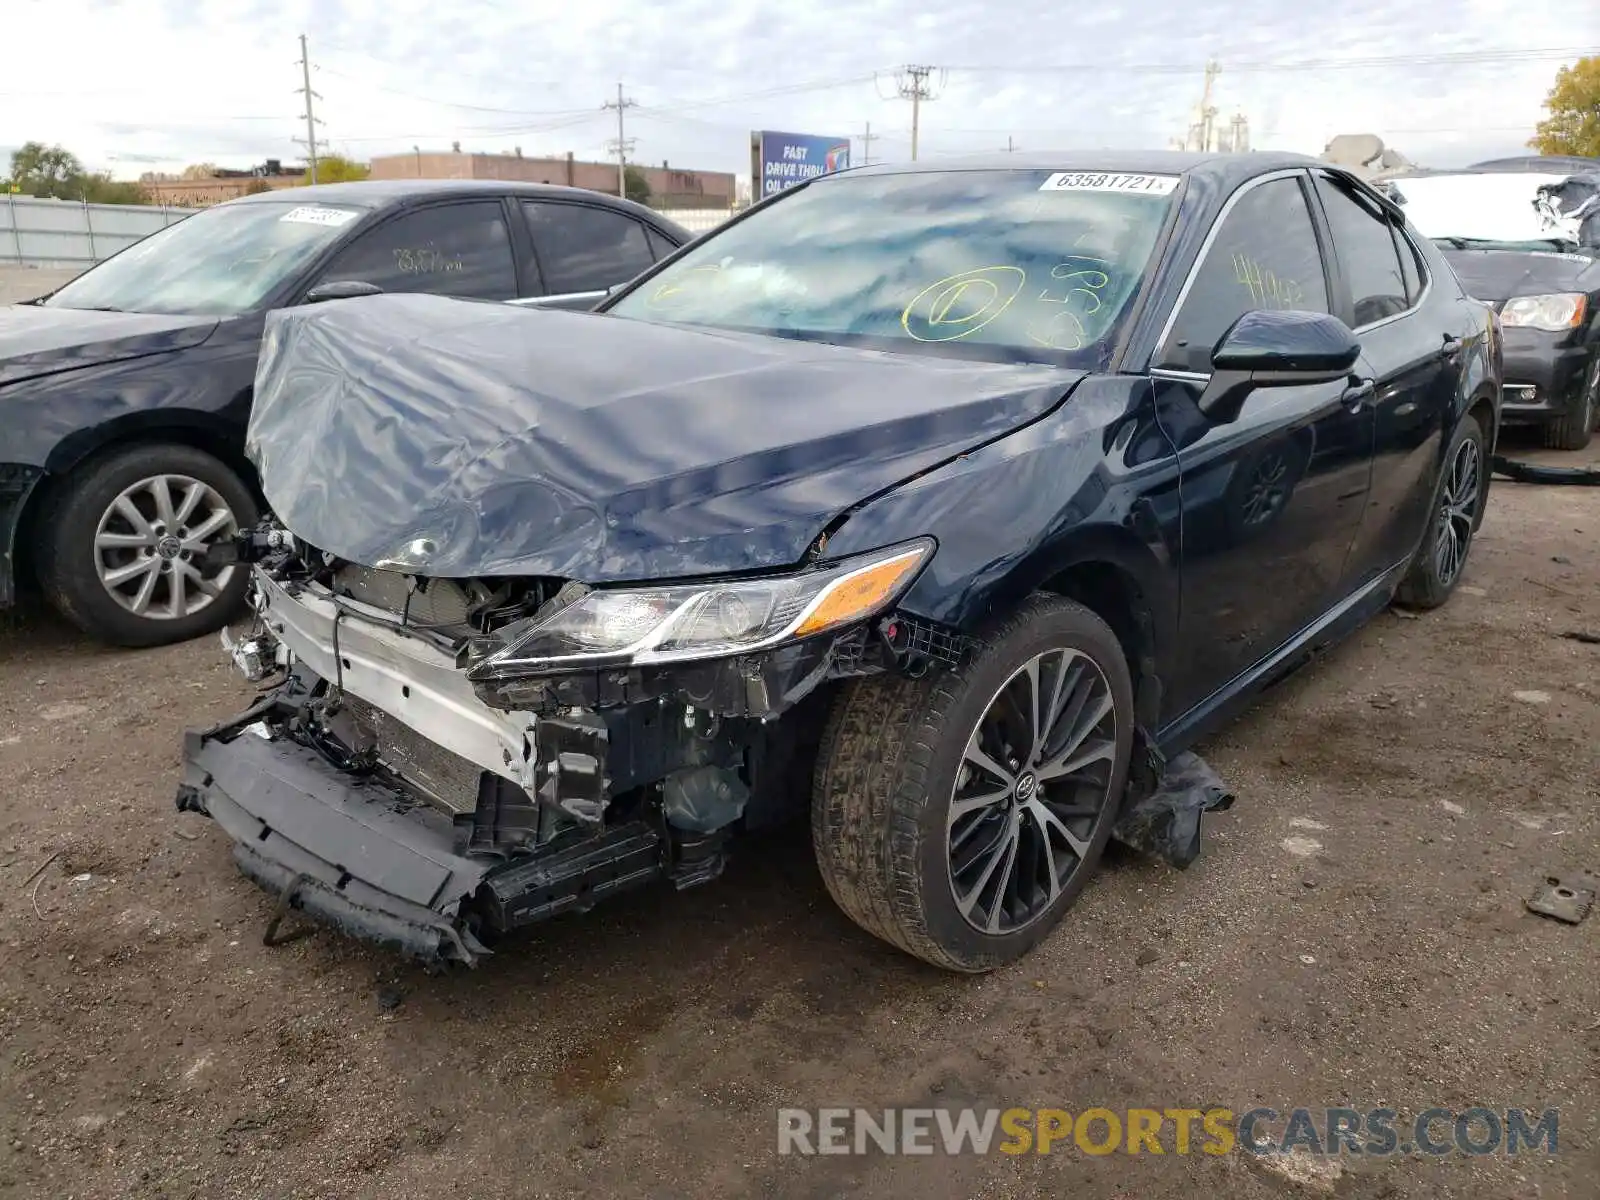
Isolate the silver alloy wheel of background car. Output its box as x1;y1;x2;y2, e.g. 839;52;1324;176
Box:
947;647;1119;935
92;473;239;619
1433;435;1481;589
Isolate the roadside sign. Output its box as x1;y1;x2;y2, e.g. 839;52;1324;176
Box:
750;130;853;199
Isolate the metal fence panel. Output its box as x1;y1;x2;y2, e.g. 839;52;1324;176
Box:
0;195;192;269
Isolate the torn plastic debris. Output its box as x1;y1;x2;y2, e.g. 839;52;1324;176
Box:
662;764;751;833
1111;750;1236;869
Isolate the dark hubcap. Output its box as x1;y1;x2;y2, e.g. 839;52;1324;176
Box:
947;648;1118;935
1433;437;1480;587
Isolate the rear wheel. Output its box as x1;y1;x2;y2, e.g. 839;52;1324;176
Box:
1541;357;1597;451
1395;414;1486;610
37;443;258;647
811;594;1134;972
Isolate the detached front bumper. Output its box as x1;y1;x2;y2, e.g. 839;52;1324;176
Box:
177;715;496;967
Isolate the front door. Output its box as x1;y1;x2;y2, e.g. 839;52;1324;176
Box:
1152;171;1376;723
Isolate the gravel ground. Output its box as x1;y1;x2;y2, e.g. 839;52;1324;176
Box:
0;443;1596;1199
0;267;79;304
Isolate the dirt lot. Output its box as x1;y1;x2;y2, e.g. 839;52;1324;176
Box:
1;442;1596;1200
0;267;79;305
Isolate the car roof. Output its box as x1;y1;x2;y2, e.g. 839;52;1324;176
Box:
839;149;1326;189
226;178;685;229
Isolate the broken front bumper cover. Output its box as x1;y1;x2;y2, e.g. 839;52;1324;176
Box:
177;718;498;966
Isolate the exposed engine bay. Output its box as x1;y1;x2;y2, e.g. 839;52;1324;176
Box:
175;521;968;968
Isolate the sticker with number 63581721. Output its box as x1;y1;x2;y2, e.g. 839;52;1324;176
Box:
1039;172;1180;194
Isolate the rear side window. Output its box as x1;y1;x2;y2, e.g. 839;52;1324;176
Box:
645;226;679;261
1393;226;1426;305
315;201;518;300
522;202;657;294
1315;176;1409;325
1158;176;1331;373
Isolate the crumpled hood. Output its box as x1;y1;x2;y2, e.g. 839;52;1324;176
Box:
248;293;1087;581
1441;248;1599;305
0;303;218;387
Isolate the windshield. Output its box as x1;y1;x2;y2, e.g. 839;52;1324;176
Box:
43;200;363;316
606;169;1178;365
1384;172;1585;252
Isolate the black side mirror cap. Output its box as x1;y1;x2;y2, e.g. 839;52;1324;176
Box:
1199;310;1361;424
303;279;384;304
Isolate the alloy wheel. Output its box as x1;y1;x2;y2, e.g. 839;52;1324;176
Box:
1432;437;1480;588
947;648;1119;935
93;474;239;620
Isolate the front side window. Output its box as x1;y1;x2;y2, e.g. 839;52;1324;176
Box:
523;202;657;294
316;202;517;300
43;200;362;316
605;169;1179;366
1315;175;1409;326
1158;176;1330;373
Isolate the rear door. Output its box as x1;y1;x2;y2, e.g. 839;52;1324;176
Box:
1308;170;1457;586
1152;170;1376;722
515;201;664;311
308;200;522;301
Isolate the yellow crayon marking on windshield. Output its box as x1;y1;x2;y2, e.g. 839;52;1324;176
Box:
649;263;724;306
902;266;1026;342
1026;308;1087;351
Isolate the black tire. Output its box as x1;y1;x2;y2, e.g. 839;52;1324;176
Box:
36;443;258;648
1540;357;1597;451
1395;413;1487;611
811;593;1135;972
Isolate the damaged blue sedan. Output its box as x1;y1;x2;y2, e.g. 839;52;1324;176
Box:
177;151;1502;972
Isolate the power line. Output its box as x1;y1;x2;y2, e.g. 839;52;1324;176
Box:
947;45;1598;75
894;65;944;161
602;82;638;199
295;33;325;182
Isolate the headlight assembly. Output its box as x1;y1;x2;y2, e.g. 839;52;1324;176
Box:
466;538;934;678
1499;293;1586;333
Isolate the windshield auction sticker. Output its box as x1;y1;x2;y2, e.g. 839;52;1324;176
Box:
1039;172;1179;194
278;206;359;226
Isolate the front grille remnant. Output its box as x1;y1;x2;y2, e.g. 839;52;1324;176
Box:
343;695;483;815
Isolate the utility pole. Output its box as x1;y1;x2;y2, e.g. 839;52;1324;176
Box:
602;82;637;199
894;65;941;161
295;33;323;183
859;121;878;166
1004;136;1017;153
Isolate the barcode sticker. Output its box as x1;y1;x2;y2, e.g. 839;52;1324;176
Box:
279;206;359;226
1039;172;1180;195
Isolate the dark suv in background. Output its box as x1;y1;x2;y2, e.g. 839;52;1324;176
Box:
0;181;692;646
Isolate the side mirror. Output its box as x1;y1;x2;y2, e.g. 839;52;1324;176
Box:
1199;310;1360;423
303;279;384;305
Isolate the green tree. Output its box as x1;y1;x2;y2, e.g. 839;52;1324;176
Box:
304;154;370;184
82;173;149;205
9;141;84;198
1529;56;1600;157
624;165;651;204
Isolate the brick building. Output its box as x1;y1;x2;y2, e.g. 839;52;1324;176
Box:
367;149;736;209
139;160;305;207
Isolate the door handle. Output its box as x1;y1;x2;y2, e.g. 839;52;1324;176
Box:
1342;377;1377;410
1439;335;1465;360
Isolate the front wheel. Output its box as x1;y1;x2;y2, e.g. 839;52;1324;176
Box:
1395;414;1487;610
36;443;259;647
811;594;1135;972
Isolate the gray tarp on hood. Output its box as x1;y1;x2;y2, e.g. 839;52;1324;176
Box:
247;293;1086;582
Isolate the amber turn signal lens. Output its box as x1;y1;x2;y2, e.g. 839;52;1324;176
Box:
792;547;928;638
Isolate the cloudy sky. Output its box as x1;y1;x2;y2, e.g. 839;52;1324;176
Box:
4;0;1594;184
